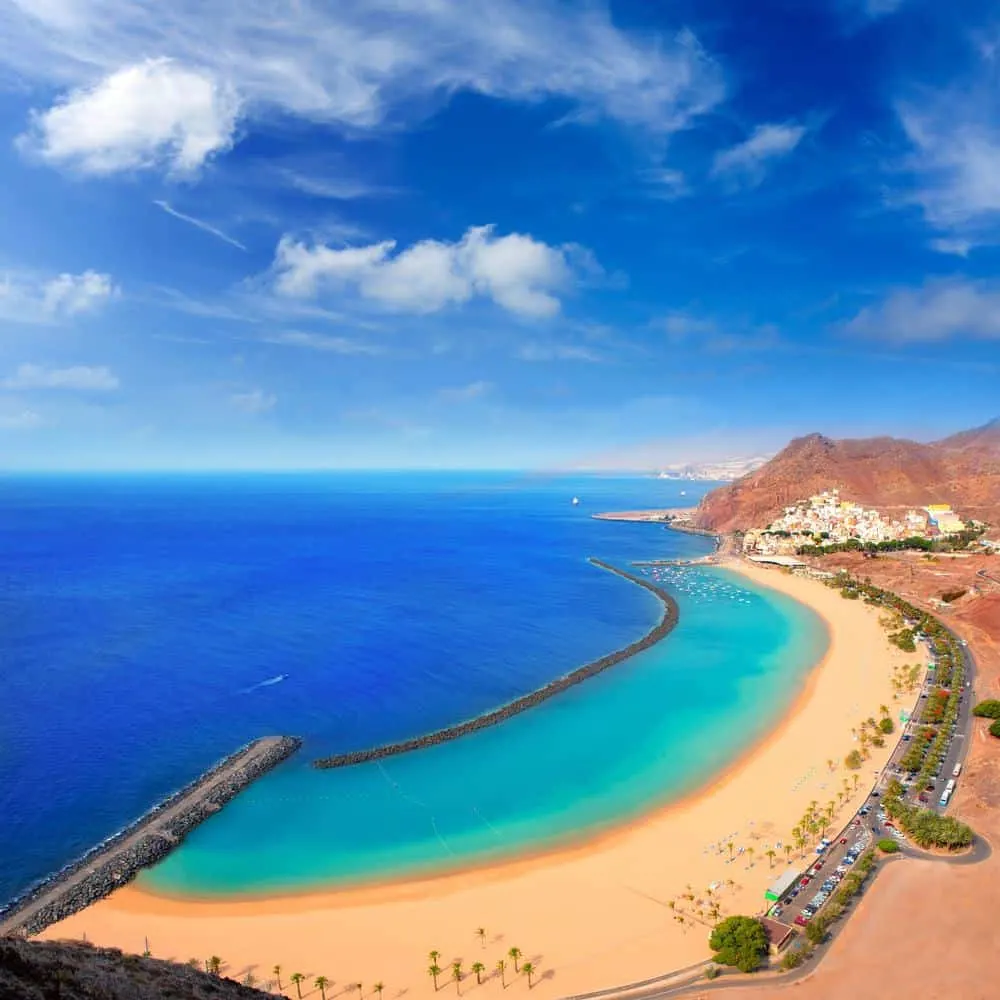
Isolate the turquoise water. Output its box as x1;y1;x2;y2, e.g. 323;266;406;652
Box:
142;566;826;896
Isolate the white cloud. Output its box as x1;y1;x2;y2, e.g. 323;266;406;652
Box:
845;278;1000;342
712;123;807;187
516;342;603;362
0;408;43;430
231;388;276;413
0;269;117;323
154;200;246;250
438;380;491;402
262;330;385;355
3;363;119;390
280;171;393;201
20;58;239;175
3;1;723;155
272;225;579;318
929;238;972;257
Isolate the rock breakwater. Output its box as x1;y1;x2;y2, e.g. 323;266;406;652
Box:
313;559;678;769
0;736;301;938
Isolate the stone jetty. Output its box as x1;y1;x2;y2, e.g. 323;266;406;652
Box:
313;559;679;769
0;736;301;938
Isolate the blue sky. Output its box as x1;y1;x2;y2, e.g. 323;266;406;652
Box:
0;0;998;470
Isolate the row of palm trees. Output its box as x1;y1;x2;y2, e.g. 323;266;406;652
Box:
428;942;536;991
270;966;383;1000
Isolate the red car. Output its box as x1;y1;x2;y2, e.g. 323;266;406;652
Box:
840;838;847;844
799;877;811;887
794;914;810;927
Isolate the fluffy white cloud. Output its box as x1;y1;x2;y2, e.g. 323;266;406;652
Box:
21;58;239;175
231;389;276;413
272;226;579;318
845;278;1000;342
3;0;723;153
0;269;117;323
3;363;119;390
712;123;807;186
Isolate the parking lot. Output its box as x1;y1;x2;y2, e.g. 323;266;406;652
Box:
766;819;873;927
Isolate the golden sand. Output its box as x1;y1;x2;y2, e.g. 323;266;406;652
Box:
41;562;922;997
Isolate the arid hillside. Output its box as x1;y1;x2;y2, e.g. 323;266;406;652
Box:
0;937;276;1000
694;419;1000;533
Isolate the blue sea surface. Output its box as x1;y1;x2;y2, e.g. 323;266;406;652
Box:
0;473;825;902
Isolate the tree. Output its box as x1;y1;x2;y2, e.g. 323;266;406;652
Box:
766;849;776;869
507;948;521;973
727;841;735;862
708;916;769;974
805;917;828;945
476;927;487;948
290;973;305;1000
522;963;535;989
430;951;441;967
452;962;463;994
746;846;755;868
273;965;283;992
844;749;863;770
973;699;1000;719
496;960;506;988
783;844;793;862
991;719;1000;739
471;962;485;985
186;959;200;970
429;965;443;991
878;838;900;853
315;976;330;1000
374;981;385;1000
208;956;222;976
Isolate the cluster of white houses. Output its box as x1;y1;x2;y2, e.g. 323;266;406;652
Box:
743;491;969;556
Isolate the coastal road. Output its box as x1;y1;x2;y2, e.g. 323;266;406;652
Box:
929;623;977;814
0;736;294;938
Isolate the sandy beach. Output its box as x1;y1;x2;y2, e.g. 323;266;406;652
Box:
41;563;922;997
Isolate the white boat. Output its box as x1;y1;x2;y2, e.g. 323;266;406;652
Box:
571;496;580;505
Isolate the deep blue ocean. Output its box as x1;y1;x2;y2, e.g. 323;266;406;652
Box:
0;473;825;902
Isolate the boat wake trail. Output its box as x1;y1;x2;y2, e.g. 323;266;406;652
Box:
241;674;288;694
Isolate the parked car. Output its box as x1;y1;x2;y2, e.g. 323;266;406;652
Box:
799;877;811;887
795;914;810;927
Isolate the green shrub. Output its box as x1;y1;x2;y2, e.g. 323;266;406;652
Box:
780;944;810;970
703;965;720;981
973;700;1000;719
844;749;863;770
878;838;900;853
878;717;894;734
804;916;828;945
990;719;1000;739
709;916;769;974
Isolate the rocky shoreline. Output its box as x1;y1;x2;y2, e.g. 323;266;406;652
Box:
0;736;302;938
313;559;679;769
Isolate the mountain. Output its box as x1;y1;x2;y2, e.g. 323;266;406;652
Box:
657;455;772;482
0;937;274;1000
694;419;1000;533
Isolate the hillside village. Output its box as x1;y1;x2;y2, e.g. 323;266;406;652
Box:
742;490;983;556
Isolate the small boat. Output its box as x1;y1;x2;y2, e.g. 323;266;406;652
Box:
571;496;580;505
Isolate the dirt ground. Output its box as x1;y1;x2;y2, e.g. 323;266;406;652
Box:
720;553;1000;1000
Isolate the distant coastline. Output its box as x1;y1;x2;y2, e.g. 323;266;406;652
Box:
313;558;679;769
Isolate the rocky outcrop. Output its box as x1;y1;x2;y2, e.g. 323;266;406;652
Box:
314;559;679;769
0;736;301;938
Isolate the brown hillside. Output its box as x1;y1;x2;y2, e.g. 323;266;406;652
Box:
694;419;1000;532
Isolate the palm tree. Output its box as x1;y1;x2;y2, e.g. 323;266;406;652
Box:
522;963;535;989
783;844;793;862
243;972;258;989
726;841;735;862
429;965;443;991
315;976;330;1000
471;962;485;985
374;981;385;1000
765;848;776;869
496;960;506;988
290;973;305;1000
273;965;283;992
208;956;222;976
355;983;363;999
852;774;860;791
826;758;834;772
746;846;755;867
452;961;463;994
430;951;441;967
507;948;521;974
476;927;487;948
